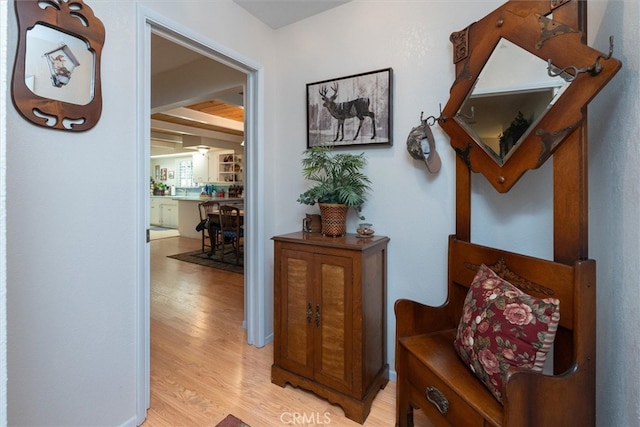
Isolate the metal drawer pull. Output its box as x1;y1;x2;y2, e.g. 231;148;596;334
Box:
426;386;449;414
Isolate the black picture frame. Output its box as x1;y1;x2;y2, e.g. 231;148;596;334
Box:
307;68;393;148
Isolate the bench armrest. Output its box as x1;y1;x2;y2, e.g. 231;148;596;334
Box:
503;363;594;426
394;298;456;340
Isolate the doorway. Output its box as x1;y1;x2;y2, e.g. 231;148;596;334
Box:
137;11;267;423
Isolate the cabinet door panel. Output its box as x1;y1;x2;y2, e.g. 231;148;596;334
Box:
314;254;353;394
192;153;210;183
160;203;178;228
278;250;314;377
150;199;160;225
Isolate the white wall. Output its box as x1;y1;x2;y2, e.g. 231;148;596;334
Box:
6;3;141;423
4;0;277;425
588;1;640;426
150;154;191;189
0;0;8;424
2;0;638;425
271;0;511;376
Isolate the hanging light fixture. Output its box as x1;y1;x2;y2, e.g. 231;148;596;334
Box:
197;146;210;156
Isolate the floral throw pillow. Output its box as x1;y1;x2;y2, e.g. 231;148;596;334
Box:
453;264;560;403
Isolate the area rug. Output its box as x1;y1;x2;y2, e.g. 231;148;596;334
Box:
215;414;250;427
167;249;244;274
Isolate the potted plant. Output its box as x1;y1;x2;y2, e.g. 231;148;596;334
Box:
298;145;372;236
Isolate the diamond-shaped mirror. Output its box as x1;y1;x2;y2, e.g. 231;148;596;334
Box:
454;38;571;165
439;2;621;193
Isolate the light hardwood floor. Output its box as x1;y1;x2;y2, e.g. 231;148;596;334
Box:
144;235;429;426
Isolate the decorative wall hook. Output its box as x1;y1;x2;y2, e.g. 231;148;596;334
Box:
547;35;615;82
592;35;615;75
421;104;446;127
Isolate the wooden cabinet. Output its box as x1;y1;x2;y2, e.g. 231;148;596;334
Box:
272;232;389;424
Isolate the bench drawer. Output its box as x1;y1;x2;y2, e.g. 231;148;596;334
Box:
407;350;486;426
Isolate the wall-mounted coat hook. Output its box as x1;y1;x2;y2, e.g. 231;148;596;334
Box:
548;35;615;82
421;104;446;126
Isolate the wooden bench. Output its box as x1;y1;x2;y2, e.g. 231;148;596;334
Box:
395;237;595;426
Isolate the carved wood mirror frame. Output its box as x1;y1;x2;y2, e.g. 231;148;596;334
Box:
11;0;105;132
439;0;621;193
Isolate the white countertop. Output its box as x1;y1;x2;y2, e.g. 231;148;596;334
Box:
171;196;244;203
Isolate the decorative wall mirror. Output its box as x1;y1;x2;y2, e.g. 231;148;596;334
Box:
454;38;571;165
439;0;621;192
11;0;105;132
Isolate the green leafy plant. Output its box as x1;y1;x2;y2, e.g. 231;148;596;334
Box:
297;145;372;219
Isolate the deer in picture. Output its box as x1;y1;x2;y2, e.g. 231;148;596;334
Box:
319;82;376;141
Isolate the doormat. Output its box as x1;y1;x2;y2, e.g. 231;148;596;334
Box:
215;414;250;427
167;249;244;274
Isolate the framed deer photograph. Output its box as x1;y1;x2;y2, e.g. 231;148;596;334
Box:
307;68;393;148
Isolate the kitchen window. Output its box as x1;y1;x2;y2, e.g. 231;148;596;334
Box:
178;160;194;187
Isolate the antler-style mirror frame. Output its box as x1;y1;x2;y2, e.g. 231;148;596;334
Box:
11;0;105;132
439;0;621;192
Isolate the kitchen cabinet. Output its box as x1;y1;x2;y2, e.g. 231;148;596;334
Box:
150;197;178;228
192;152;211;183
160;201;178;228
150;198;160;225
271;232;389;424
193;150;238;183
218;153;243;183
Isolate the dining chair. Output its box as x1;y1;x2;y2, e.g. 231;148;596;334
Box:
198;201;220;254
218;204;244;265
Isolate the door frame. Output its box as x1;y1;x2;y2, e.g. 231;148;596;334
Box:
135;5;267;423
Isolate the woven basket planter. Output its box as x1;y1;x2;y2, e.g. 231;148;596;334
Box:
319;203;349;237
